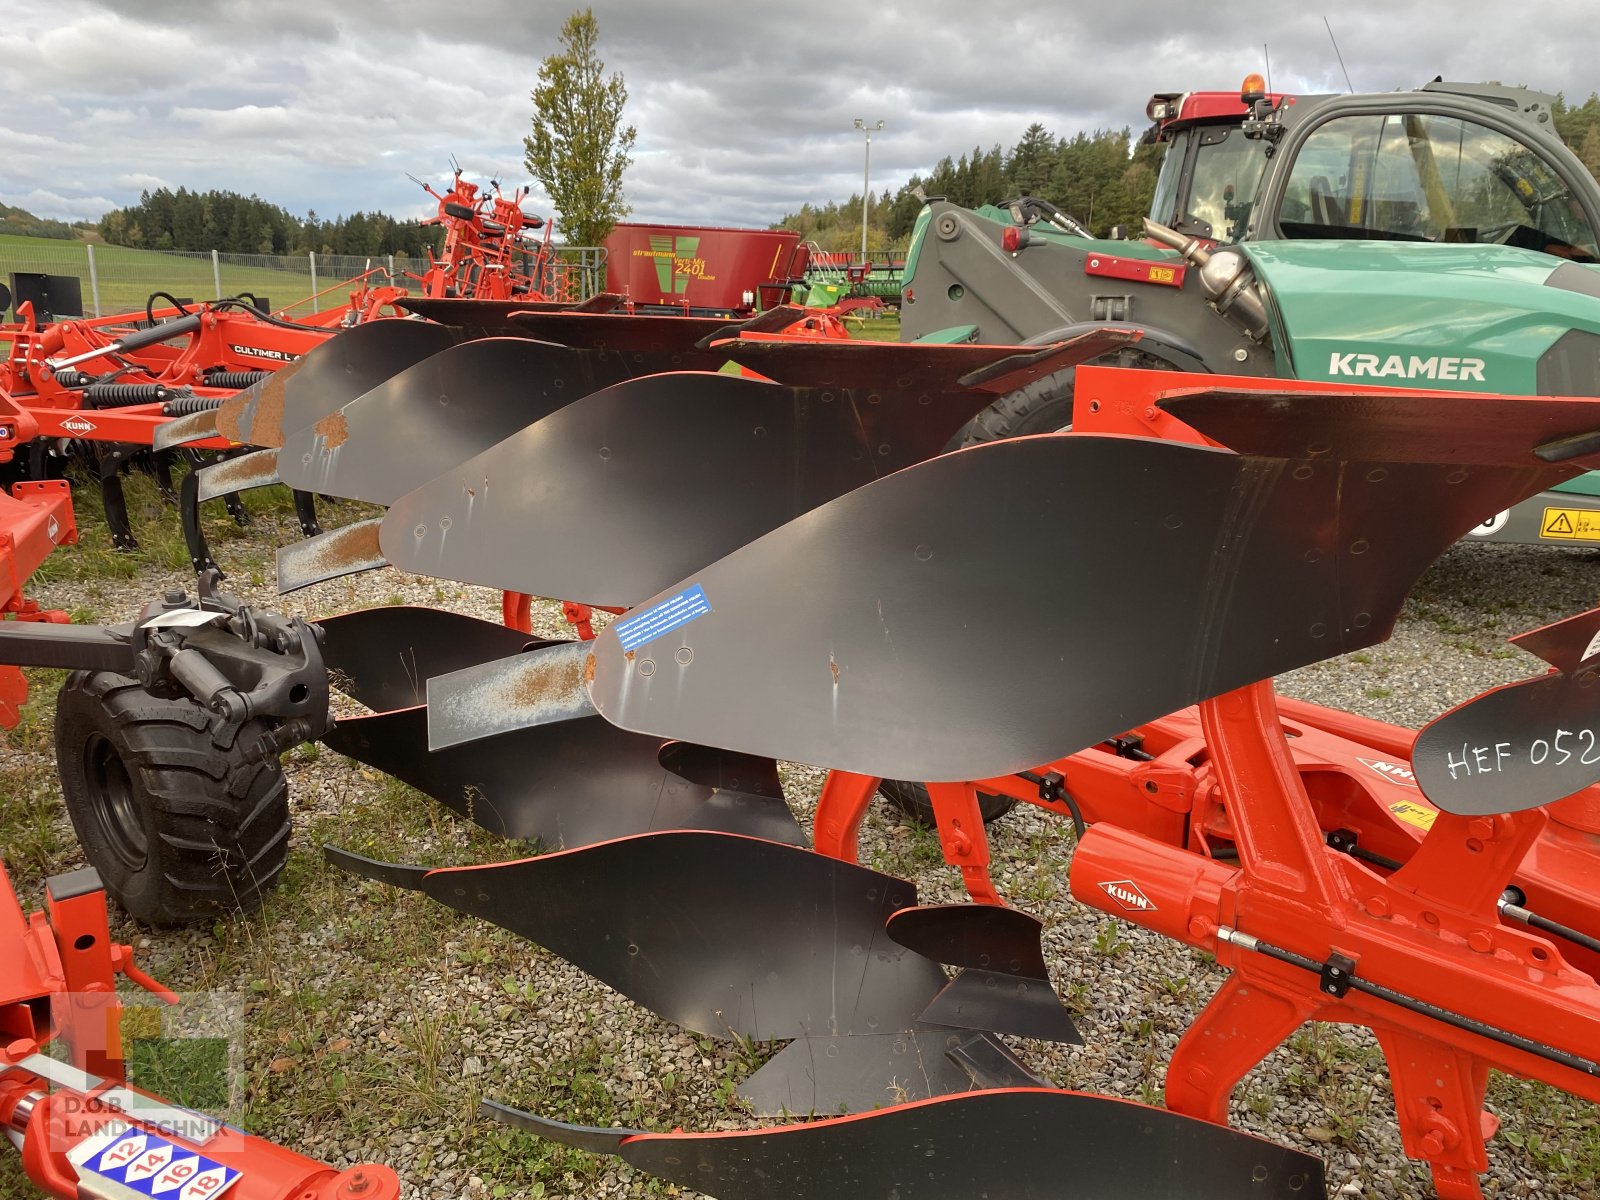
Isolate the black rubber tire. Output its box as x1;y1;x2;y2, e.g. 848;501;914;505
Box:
54;671;290;927
957;364;1080;446
877;778;1019;826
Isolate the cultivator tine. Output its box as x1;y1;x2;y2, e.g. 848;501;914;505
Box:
219;320;465;449
887;905;1080;1044
152;406;220;451
275;519;387;594
315;605;545;712
479;1100;643;1153
275;338;599;504
383;349;1102;605
584;416;1577;782
195;447;280;502
325;831;944;1041
426;641;593;751
1413;606;1600;814
324;707;806;847
501;1089;1328;1200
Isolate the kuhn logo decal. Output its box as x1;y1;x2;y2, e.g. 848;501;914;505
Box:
1098;879;1156;912
1358;757;1418;787
61;416;96;434
1328;351;1485;383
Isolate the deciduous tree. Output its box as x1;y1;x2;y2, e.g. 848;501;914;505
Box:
523;8;636;249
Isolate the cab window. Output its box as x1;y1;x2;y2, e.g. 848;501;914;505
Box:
1153;126;1268;243
1279;113;1599;261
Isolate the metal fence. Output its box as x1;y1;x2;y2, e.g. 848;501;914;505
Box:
1;242;609;321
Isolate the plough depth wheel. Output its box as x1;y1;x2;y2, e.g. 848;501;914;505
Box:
54;670;289;926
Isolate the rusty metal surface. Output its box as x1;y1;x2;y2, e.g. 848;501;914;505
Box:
275;519;387;595
716;327;1134;395
609;1088;1328;1200
195;447;280;502
221;320;466;448
215;359;297;444
426;641;593;751
1414;607;1600;814
151;407;220;451
325;706;806;847
315;605;545;712
584;430;1562;782
330;831;943;1040
381;366;1026;606
275;338;610;503
734;1028;1007;1116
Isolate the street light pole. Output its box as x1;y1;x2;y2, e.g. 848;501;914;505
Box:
853;117;883;264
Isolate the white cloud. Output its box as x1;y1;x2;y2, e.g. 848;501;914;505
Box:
3;0;1598;228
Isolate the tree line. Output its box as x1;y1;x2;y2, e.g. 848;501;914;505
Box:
777;124;1163;254
780;91;1600;255
0;204;89;240
95;188;446;258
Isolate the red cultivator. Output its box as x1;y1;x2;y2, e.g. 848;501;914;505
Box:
0;167;574;551
11;303;1600;1196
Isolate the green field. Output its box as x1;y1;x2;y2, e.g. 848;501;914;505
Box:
0;234;384;319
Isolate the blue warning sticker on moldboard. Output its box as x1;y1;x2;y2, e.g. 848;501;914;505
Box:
615;584;712;653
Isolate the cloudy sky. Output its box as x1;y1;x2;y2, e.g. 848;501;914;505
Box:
5;1;1599;232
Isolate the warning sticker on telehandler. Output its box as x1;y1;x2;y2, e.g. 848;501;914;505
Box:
1540;507;1600;542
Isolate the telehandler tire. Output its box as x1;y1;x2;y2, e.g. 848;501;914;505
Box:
54;670;290;927
957;365;1079;445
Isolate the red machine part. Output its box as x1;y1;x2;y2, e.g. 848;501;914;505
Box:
0;861;400;1199
414;170;560;303
0;300;331;452
0;479;75;726
601;222;808;314
811;365;1600;1198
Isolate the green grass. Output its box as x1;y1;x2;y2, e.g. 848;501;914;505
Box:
0;233;384;319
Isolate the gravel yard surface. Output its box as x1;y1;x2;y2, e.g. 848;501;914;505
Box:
3;483;1599;1200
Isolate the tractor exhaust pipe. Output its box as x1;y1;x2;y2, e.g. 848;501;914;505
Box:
1141;218;1270;341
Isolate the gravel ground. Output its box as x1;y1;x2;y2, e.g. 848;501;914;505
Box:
5;494;1600;1200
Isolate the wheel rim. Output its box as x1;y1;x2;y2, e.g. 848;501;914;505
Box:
83;732;147;871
